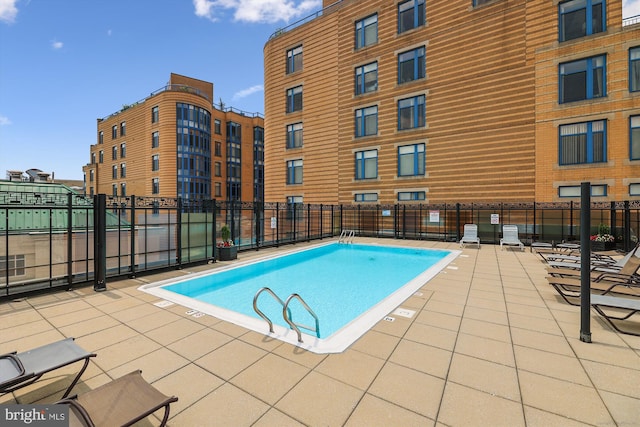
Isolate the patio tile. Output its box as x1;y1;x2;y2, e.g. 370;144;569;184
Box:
454;333;515;367
276;371;363;426
368;362;445;419
0;319;55;344
523;406;590;427
438;382;525;427
371;313;413;337
152;363;225;417
107;347;189;383
350;329;401;360
414;309;462;331
599;391;640;426
170;382;269;426
253;409;306;427
508;312;564;335
239;330;286;353
166;327;234;360
271;342;328;369
581;360;640;399
125;309;183;333
144;317;206;346
463;305;509;325
75;323;139;352
513;345;591;386
567;337;640;370
195;339;268;380
35;299;94;317
519;370;613;425
424;299;466;317
466;296;507;312
447;353;520;401
459;317;511;343
315;350;385;391
510;327;574;356
103;301;161;323
46;307;106;328
345;393;434;426
389;340;452;379
91;335;162;372
404;321;458;351
231;353;310;405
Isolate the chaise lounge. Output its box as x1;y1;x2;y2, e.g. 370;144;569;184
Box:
0;337;95;399
459;224;480;248
500;225;524;251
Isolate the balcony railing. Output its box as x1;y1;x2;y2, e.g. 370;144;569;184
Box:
623;14;640;26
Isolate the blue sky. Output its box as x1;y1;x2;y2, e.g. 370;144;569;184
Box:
0;0;639;181
0;0;321;180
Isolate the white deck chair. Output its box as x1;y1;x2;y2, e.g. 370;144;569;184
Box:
500;225;524;251
460;224;480;248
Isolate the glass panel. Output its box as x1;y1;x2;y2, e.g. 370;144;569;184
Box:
563;71;587;102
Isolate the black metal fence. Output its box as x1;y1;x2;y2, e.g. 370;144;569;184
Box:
2;193;639;299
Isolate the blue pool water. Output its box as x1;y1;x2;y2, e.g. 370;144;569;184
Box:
161;243;451;340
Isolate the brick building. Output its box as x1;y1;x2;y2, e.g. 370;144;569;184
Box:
84;73;264;203
263;0;640;204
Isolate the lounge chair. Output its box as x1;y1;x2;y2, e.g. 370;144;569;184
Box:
500;225;524;251
0;337;95;399
459;224;480;248
546;254;640;305
57;370;178;427
591;294;640;336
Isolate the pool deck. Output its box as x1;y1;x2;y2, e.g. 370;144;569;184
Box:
1;238;639;426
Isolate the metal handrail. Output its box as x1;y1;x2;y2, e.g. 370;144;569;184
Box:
338;229;355;243
253;287;290;333
283;293;320;343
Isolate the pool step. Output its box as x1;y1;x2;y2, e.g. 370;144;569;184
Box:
253;287;320;343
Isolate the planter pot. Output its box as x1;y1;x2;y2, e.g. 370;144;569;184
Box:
217;245;237;261
591;241;615;252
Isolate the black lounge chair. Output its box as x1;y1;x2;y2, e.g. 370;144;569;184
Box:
57;370;178;427
0;337;95;399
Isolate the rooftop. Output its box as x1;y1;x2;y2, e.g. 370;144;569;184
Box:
1;238;638;425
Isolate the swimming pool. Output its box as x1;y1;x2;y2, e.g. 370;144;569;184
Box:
139;242;459;353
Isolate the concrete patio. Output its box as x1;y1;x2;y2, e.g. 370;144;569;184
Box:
1;238;639;426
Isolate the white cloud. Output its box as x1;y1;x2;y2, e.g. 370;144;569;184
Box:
0;0;18;23
0;115;11;126
193;0;321;24
624;0;640;18
51;40;63;49
233;84;264;100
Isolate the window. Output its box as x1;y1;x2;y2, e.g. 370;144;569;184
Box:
112;184;117;196
559;55;605;103
120;163;126;178
630;183;640;196
152;155;159;171
630;47;640;92
120;143;126;158
89;169;94;182
398;143;425;176
120;121;126;137
355;62;378;95
286;159;303;184
398;0;425;33
287;45;303;74
152;131;159;148
120;183;126;197
214;119;221;134
286;123;303;148
355;150;378;180
214;161;221;176
112;165;118;179
152;106;159;123
0;255;25;277
286;86;303;113
398;191;426;201
215;141;222;156
152;178;159;194
355;106;378;137
355;193;378;202
99;131;103;144
559;0;605;42
473;0;492;6
398;95;426;130
559;120;606;165
91;153;96;165
99;150;103;163
112;125;117;139
559;184;607;197
631;116;640;160
355;14;377;49
398;47;425;84
112;146;117;160
215;182;222;197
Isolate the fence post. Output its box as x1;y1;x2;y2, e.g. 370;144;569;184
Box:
130;196;136;278
609;201;616;249
177;198;182;269
455;203;461;242
93;194;106;291
580;182;591;343
67;193;73;287
212;199;217;260
624;200;631;252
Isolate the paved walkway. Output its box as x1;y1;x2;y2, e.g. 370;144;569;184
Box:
1;239;639;426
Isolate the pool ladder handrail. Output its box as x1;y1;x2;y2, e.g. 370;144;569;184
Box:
338;229;355;244
253;287;320;343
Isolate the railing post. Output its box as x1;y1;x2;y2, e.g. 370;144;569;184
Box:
579;182;591;343
130;196;136;277
176;197;182;268
67;193;73;287
93;194;106;291
456;203;461;242
624;200;631;252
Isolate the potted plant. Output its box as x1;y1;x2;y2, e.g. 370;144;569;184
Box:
590;224;616;251
217;224;237;261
